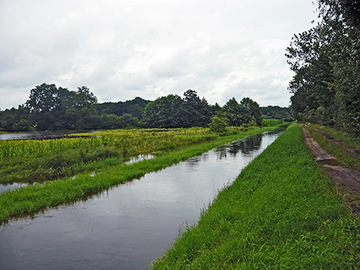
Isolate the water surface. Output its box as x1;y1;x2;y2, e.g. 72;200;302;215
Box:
0;131;282;270
0;131;92;140
0;154;156;195
0;183;27;194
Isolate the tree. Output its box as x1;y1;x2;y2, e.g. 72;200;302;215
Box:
317;0;360;135
182;89;211;127
318;0;360;26
96;97;150;120
26;83;65;130
25;83;98;130
240;97;263;126
74;86;97;108
208;115;228;133
285;23;336;126
141;90;212;128
261;106;293;121
286;0;360;136
142;94;184;128
223;98;247;126
0;105;31;131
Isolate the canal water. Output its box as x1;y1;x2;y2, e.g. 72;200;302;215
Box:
0;154;156;195
0;131;282;270
0;131;88;141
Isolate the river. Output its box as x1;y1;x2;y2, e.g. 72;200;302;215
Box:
0;131;282;270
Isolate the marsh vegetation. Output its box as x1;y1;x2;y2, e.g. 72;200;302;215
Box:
0;125;283;224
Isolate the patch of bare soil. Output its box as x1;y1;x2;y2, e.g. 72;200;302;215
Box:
300;125;360;216
313;128;360;159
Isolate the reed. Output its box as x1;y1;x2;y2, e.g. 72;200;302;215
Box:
0;128;217;184
0;125;283;224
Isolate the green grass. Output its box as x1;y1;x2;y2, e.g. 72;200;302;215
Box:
152;124;360;269
307;124;360;148
0;125;282;225
0;128;217;184
3;127;260;184
303;124;360;172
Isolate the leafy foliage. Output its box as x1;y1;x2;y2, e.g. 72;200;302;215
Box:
25;84;98;130
208;115;228;133
0;85;263;131
286;0;360;137
261;106;293;121
222;97;263;126
222;97;246;126
96;97;150;119
142;94;184;128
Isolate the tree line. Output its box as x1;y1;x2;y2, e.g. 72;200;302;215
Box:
0;83;276;132
261;106;293;122
286;0;360;137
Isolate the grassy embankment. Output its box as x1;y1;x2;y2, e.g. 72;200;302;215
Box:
0;125;283;225
152;124;360;269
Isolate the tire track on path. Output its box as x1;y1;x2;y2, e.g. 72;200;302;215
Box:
300;125;360;216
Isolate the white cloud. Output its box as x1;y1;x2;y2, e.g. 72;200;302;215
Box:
0;0;316;110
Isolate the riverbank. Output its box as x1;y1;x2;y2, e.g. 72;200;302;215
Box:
0;125;282;225
152;124;360;269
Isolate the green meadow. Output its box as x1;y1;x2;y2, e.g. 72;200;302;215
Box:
152;124;360;269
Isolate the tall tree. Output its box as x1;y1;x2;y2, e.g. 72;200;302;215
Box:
26;83;97;130
142;94;184;128
286;0;360;136
223;98;247;126
0;105;30;131
240;97;263;126
285;23;336;125
182;89;211;127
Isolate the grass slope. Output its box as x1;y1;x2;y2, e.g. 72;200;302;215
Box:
0;126;279;225
152;124;360;269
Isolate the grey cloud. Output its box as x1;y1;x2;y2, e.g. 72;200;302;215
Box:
0;0;316;110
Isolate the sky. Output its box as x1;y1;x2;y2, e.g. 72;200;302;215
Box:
0;0;317;110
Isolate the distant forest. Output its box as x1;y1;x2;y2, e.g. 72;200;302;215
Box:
0;83;292;132
286;0;360;137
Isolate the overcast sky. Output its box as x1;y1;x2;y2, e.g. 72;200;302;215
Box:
0;0;317;110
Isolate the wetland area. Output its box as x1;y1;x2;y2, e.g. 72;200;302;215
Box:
0;131;281;270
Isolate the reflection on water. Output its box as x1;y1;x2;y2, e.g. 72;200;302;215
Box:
0;131;93;140
229;134;262;155
0;183;27;194
124;154;155;165
215;134;263;159
0;154;156;195
0;131;282;270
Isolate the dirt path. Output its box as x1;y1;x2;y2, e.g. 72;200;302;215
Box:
312;128;360;160
300;125;360;216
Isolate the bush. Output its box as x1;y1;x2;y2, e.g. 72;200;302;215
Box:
208;116;227;133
